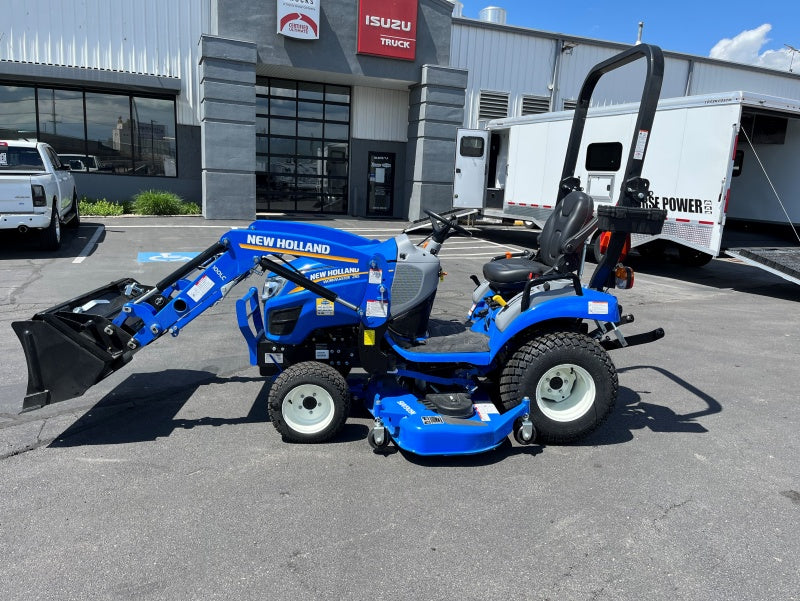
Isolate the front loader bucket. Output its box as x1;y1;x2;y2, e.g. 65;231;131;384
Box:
12;278;149;412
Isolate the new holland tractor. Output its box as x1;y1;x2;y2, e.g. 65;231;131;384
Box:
12;45;668;456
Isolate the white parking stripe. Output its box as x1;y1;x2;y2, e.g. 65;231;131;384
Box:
72;225;105;264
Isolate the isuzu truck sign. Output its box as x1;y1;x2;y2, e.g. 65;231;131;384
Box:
357;0;418;61
277;0;320;40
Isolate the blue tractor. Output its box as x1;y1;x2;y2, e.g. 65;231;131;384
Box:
12;45;668;456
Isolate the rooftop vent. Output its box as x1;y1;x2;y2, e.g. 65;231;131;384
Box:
479;6;507;25
448;1;464;17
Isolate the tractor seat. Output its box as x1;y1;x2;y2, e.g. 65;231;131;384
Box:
483;257;550;283
483;190;594;293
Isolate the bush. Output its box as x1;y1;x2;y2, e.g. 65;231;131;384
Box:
78;197;125;216
132;190;186;215
77;192;201;216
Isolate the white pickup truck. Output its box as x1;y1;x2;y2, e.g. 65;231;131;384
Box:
0;139;79;250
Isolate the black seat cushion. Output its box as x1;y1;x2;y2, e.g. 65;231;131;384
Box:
483;257;549;283
483;190;594;289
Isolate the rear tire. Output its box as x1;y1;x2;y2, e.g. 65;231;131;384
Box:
499;331;617;443
40;204;62;251
268;362;351;443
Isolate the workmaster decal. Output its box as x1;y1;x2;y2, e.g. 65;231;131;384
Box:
289;267;367;293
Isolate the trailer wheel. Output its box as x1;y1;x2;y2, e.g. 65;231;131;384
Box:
40;204;62;251
499;331;617;443
268;361;351;443
677;246;713;267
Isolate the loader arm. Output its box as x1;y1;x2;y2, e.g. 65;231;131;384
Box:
12;221;392;411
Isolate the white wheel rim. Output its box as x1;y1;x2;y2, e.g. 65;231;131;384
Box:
281;383;336;434
55;213;61;241
535;363;596;422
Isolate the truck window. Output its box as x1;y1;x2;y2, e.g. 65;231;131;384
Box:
460;136;485;158
586;142;623;171
0;146;45;171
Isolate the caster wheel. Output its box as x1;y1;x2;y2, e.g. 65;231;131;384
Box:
367;427;390;449
513;418;536;445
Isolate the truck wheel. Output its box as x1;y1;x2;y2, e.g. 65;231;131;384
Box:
65;191;80;229
268;361;351;443
40;204;62;251
499;331;618;443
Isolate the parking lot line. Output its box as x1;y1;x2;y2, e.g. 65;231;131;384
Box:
72;225;105;264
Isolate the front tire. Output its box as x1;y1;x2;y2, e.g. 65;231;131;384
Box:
499;331;617;443
268;362;351;443
40;204;62;251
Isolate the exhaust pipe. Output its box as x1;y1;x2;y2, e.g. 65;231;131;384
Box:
18;225;29;234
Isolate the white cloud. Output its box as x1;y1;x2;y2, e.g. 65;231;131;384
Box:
709;24;794;71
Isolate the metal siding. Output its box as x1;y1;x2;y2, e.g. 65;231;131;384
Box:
351;86;409;142
451;23;554;126
0;0;210;126
690;62;800;98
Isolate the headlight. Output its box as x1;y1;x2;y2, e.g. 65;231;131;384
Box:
262;275;286;300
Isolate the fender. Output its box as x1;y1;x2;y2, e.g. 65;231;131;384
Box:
485;287;620;356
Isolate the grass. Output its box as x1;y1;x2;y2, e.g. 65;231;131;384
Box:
79;191;201;216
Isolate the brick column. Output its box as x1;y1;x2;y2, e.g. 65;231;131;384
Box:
199;35;257;220
405;65;468;221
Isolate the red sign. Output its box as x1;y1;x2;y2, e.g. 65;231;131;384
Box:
357;0;418;61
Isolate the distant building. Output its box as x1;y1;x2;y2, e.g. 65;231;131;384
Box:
1;1;797;219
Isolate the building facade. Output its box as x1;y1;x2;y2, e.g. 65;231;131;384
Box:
2;1;798;220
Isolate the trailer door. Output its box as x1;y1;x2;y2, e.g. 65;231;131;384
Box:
453;129;489;209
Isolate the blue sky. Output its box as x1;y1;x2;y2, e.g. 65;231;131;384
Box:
456;1;800;72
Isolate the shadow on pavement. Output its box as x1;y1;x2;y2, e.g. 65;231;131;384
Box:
581;364;723;446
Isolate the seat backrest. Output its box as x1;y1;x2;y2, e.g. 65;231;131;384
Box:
536;190;594;270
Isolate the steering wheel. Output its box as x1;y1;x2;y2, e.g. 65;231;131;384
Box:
424;209;472;241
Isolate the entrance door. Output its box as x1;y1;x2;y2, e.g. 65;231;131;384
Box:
367;151;395;216
453;129;489;209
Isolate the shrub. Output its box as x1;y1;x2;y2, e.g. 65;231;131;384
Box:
78;197;125;216
132;190;185;215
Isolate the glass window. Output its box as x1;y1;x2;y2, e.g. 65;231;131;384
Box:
131;97;176;176
297;139;323;157
256;77;351;213
37;88;85;156
325;86;350;103
256;136;268;154
298;82;324;101
270;118;295;137
585;142;623;171
325;103;349;122
269;136;295;155
324;123;348;141
298;101;324;120
85;92;133;174
0;144;45;171
270;97;295;118
256;117;268;135
256;96;269;115
298;120;323;138
460;136;484;158
270;80;296;98
0;85;37;139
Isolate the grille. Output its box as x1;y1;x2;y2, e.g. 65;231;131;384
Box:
521;94;550;115
479;91;509;120
391;263;424;306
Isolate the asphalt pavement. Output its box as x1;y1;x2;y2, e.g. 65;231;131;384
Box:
0;215;798;601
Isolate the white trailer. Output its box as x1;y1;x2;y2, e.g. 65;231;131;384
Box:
453;91;800;283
